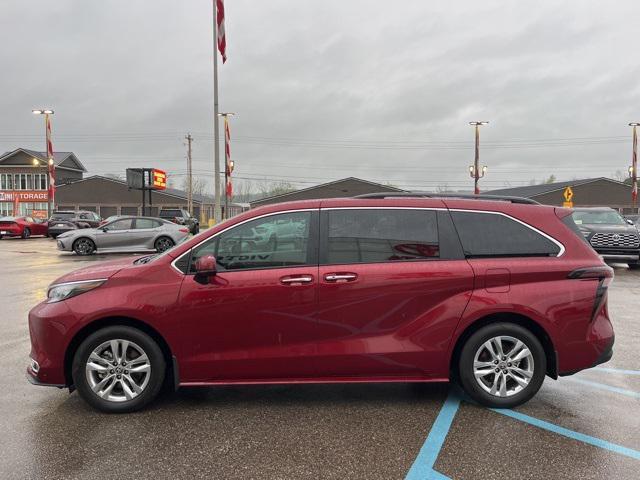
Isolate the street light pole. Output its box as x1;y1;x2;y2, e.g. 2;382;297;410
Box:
212;1;222;224
32;109;55;217
629;123;639;210
469;121;489;194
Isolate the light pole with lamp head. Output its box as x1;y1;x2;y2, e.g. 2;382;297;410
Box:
32;109;55;217
629;122;640;209
469;121;489;194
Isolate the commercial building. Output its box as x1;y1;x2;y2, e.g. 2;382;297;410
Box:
249;177;403;208
486;177;638;213
0;148;86;217
55;175;245;220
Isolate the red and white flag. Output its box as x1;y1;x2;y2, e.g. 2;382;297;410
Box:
224;117;233;198
216;0;227;63
46;115;56;205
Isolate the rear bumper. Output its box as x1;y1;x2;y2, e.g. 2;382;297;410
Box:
560;335;614;376
600;253;639;262
0;228;22;237
48;227;75;237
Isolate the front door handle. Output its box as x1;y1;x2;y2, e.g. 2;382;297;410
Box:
324;273;358;282
280;275;314;285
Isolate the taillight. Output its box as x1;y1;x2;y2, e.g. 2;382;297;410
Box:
568;266;613;322
179;228;189;233
567;266;614;280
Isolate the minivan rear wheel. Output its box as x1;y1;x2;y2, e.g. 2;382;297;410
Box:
72;326;166;413
458;322;546;408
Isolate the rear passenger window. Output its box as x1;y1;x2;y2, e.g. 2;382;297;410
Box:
451;211;561;258
324;209;439;264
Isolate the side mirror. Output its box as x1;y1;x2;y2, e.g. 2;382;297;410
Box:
101;227;108;232
194;254;217;284
626;219;634;225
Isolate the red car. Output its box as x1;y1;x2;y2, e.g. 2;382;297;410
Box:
27;194;614;413
0;216;48;239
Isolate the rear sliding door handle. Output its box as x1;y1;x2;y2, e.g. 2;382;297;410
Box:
324;273;358;282
280;275;314;285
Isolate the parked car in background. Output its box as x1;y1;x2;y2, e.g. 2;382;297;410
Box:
0;216;48;239
28;194;614;413
573;207;640;268
159;208;199;234
55;216;190;255
48;211;102;239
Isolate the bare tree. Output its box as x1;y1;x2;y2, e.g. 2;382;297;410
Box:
435;183;450;193
182;177;207;197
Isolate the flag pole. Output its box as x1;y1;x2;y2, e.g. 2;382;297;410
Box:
212;0;222;224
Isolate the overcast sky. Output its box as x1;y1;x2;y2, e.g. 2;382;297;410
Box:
1;0;639;193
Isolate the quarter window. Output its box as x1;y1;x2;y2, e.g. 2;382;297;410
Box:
135;218;161;229
188;211;313;272
323;209;439;264
451;211;561;258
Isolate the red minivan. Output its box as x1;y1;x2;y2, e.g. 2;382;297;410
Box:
27;194;615;413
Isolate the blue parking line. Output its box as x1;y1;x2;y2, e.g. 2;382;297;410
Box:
593;367;640;376
567;377;640;399
405;392;459;480
490;407;640;461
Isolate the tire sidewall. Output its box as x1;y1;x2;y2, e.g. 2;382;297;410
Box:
22;228;30;239
458;322;546;408
73;238;95;255
72;325;166;413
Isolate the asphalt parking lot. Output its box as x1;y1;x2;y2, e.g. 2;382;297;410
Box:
1;237;639;480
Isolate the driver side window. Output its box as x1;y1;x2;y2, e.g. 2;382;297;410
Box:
105;219;132;231
188;211;314;272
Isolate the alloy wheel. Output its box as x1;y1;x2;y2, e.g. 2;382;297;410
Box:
156;237;174;252
85;339;151;402
472;335;534;397
74;238;94;255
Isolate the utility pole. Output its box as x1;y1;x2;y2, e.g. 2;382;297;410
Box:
469;121;489;194
629;123;639;210
185;134;193;214
32;109;55;217
212;2;222;224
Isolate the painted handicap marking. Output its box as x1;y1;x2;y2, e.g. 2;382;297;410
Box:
406;370;640;479
566;377;640;399
593;367;640;376
405;392;458;480
489;407;640;461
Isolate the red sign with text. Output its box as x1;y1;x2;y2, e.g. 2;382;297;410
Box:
0;191;48;202
151;169;167;190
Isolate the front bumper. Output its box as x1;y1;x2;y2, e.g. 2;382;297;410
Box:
26;367;65;388
56;238;73;251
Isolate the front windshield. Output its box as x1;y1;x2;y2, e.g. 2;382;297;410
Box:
572;210;626;225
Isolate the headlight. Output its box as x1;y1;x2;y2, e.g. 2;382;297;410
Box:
47;279;107;303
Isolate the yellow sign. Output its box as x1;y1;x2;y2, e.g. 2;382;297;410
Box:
563;186;573;202
563;201;573;208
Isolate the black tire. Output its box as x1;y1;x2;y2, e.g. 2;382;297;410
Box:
267;234;278;252
154;236;175;253
458;322;546;408
628;262;640;270
50;234;58;239
73;237;96;255
72;326;166;413
22;228;31;239
192;224;199;235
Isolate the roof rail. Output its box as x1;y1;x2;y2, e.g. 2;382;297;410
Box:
353;192;541;205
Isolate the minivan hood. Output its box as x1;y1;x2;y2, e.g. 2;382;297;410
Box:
50;257;137;285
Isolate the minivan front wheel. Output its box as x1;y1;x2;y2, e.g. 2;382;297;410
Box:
72;326;165;413
458;322;546;408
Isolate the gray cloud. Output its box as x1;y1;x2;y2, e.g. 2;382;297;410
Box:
1;0;639;193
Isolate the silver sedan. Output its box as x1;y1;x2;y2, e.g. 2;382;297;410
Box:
56;216;190;255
